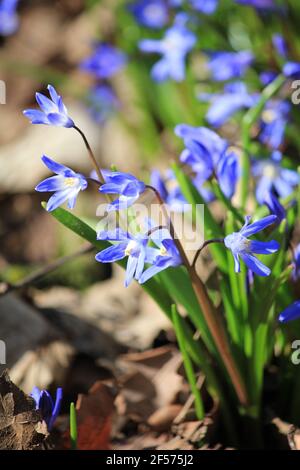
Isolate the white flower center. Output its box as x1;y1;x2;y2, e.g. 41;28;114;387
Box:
64;177;78;187
262;109;277;123
263;163;278;179
160;246;168;256
224;233;251;254
125;240;138;256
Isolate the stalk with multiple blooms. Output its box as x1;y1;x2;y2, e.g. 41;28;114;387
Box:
21;0;300;446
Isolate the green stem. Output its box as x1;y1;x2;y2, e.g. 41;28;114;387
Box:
172;305;205;420
70;402;78;450
240;74;286;209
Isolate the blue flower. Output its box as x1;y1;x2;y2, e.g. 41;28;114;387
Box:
96;228;150;286
87;85;120;125
272;34;287;58
292;244;300;282
0;0;19;36
23;85;74;128
278;301;300;323
207;51;254;82
139;13;196;81
139;229;182;283
80;43;127;79
36;156;88;212
188;0;218;14
235;0;275;8
199;82;258;127
175;124;239;199
283;61;300;79
264;191;286;224
260;71;278;86
31;387;63;431
259;100;290;150
100;171;146;211
151;169;187;211
224;215;279;276
252;151;299;204
129;0;169;29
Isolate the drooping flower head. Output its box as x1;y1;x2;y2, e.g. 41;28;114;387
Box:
207;50;254;82
199;82;258;127
0;0;19;36
35;156;88;212
175;124;239;199
23;85;74;128
252;151;299;204
224;215;279;276
80;43;127;79
100;171;146;211
87;84;120;125
129;0;169;29
31;387;63;431
139;13;196;81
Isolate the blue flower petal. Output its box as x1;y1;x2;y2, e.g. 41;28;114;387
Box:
240;252;271;276
241;214;277;237
95;243;127;263
279;301;300;323
250;239;280;254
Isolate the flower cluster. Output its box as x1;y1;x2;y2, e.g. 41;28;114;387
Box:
96;226;182;286
175;124;239;199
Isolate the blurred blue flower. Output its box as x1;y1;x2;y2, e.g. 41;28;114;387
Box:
188;0;218;14
96;228;150;286
252;151;299;204
224;215;279;276
151;169;187;212
259;100;290;150
264;191;286;224
260;71;278;86
272;34;287;58
36;156;88;212
283;61;300;79
279;300;300;323
139;229;182;283
207;51;254;81
139;13;196;81
175;124;239;199
129;0;169;28
23;85;74;128
235;0;274;8
87;85;120;125
0;0;19;36
292;244;300;282
100;171;146;211
80;43;127;79
199;82;258;127
31;387;63;431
